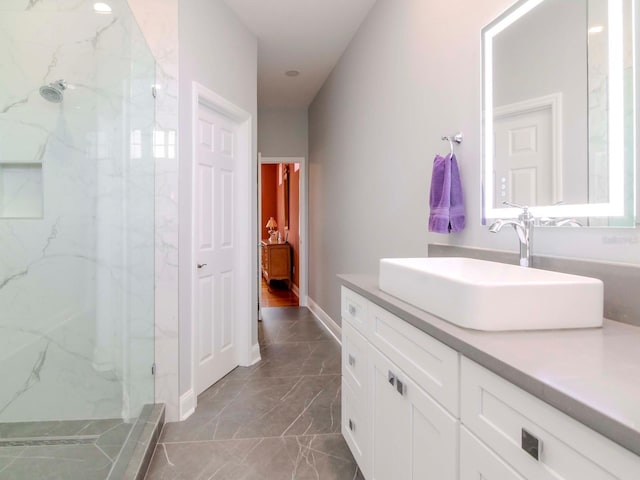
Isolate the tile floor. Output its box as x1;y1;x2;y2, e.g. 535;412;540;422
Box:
145;307;363;479
0;418;133;479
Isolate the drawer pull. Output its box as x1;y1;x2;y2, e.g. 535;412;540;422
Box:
388;371;396;387
396;378;406;396
349;419;356;432
348;304;357;316
348;354;356;367
522;428;542;461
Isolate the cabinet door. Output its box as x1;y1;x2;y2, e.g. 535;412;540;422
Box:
460;427;525;480
343;379;371;478
370;347;458;480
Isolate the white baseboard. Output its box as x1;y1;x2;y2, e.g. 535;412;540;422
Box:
179;389;195;420
250;342;262;365
307;296;342;345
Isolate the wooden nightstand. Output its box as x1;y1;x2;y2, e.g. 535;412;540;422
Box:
260;240;292;289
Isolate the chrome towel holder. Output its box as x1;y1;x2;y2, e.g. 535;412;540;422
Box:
441;132;463;156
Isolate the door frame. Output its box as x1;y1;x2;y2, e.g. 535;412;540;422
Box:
187;82;255;417
258;153;308;305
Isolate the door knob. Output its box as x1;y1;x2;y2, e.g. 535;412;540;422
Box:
197;263;207;269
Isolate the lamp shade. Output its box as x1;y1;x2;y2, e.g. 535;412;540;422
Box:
265;217;277;230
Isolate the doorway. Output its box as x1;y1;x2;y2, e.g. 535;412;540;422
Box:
258;155;307;310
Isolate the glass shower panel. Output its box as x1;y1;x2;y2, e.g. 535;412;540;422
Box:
0;0;155;475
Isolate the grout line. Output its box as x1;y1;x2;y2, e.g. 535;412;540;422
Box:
159;432;344;446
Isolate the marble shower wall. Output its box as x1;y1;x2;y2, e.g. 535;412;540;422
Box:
127;0;181;421
0;0;155;423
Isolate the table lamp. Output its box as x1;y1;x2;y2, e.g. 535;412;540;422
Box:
266;217;278;242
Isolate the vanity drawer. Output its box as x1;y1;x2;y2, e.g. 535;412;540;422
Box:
461;357;640;480
460;426;525;480
369;303;459;416
341;287;369;335
342;320;368;398
342;378;371;478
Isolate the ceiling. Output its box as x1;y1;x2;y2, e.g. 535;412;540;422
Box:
223;0;377;108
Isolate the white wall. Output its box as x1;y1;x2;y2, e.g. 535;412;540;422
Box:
178;0;258;400
258;108;309;158
308;0;640;325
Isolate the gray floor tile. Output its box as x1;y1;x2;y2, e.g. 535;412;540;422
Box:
0;444;112;480
146;435;363;480
260;308;332;345
253;341;341;377
147;307;357;480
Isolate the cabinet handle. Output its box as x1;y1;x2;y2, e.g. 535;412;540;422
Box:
388;371;396;387
396;378;406;396
197;263;207;269
348;354;356;367
521;428;542;461
348;304;356;316
349;419;355;432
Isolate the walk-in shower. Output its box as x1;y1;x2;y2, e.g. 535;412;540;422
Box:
0;1;156;478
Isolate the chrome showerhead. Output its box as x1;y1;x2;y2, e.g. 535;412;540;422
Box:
39;80;67;103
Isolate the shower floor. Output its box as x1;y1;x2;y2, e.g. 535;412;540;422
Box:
0;418;133;479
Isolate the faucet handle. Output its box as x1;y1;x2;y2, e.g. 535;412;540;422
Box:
502;201;534;221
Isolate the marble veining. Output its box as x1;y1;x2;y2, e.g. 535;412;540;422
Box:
145;307;362;480
0;0;155;424
127;0;180;422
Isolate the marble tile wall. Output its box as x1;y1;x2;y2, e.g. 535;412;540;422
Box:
126;0;181;421
0;0;155;423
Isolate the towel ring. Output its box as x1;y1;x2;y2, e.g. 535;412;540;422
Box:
441;132;463;156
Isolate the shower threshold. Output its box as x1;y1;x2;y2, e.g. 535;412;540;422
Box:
0;404;164;480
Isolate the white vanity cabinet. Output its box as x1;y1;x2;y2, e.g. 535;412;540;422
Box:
340;285;640;480
341;287;459;480
370;346;457;480
460;427;526;480
460;358;640;480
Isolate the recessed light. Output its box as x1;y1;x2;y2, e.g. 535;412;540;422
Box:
588;25;604;34
285;70;300;77
93;2;112;14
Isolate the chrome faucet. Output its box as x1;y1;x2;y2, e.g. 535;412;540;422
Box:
489;202;535;267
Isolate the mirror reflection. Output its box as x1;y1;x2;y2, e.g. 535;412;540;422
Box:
482;0;636;226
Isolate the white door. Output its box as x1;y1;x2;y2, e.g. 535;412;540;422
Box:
370;348;458;480
194;105;239;395
494;106;553;207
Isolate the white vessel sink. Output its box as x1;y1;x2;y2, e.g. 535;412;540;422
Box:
378;257;603;331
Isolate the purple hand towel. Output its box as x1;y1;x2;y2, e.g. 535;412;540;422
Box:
428;153;465;233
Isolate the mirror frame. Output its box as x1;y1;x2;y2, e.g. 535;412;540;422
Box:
482;0;633;223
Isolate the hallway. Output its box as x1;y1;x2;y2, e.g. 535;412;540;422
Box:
260;277;299;308
145;307;362;479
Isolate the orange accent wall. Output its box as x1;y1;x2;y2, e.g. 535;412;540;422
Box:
288;165;300;288
261;164;278;239
261;163;300;289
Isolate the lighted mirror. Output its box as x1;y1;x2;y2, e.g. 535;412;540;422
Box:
482;0;637;227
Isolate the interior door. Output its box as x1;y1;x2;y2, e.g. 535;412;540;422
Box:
494;106;553;207
194;104;239;395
